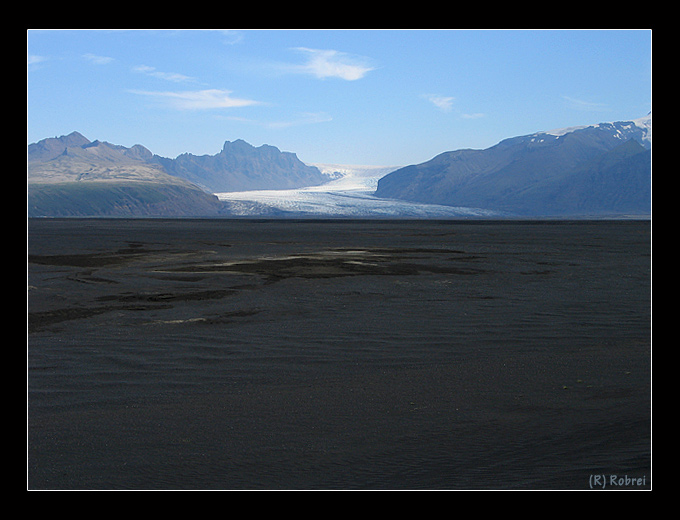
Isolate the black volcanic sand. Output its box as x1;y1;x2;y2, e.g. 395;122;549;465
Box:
27;219;651;490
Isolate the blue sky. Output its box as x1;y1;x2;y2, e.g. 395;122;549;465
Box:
27;29;651;166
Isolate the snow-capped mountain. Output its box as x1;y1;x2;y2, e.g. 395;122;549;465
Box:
375;114;651;217
540;113;651;144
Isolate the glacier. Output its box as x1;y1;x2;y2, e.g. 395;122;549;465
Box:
216;164;500;218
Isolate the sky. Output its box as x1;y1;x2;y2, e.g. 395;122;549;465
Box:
27;29;652;166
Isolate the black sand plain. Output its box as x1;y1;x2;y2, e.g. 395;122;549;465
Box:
27;218;651;490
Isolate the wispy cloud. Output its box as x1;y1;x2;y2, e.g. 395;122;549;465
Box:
288;48;375;81
132;65;195;83
221;112;332;129
83;53;115;65
264;112;333;129
27;54;48;66
129;89;261;110
218;30;244;45
562;95;610;112
461;112;485;119
423;94;455;112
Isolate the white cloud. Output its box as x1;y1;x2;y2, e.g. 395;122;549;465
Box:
290;48;375;81
423;94;455;112
562;96;610;112
129;89;261;110
83;53;114;65
133;65;194;83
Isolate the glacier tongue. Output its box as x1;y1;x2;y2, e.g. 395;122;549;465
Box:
216;164;499;218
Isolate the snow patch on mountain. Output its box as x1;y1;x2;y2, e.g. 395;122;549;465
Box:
542;125;589;137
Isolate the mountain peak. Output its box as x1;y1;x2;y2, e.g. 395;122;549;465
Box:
222;139;254;153
27;132;91;162
163;139;326;192
62;131;91;146
220;139;284;156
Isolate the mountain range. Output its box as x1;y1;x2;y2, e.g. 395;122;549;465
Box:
27;133;329;217
375;114;651;217
27;114;651;218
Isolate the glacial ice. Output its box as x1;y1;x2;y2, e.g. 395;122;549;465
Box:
216;164;498;218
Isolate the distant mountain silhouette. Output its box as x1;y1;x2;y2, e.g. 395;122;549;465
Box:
152;139;329;192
